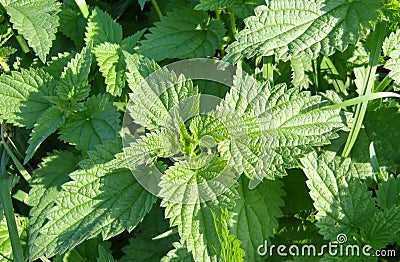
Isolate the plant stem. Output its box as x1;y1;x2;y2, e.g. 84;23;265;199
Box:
342;21;387;158
15;35;29;53
151;0;162;19
374;73;393;92
262;56;274;84
229;9;237;37
1;122;31;181
0;178;24;261
75;0;89;19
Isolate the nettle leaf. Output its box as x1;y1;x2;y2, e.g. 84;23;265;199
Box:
301;152;368;236
383;29;400;86
195;0;238;10
301;152;378;242
28;150;80;258
138;0;146;9
230;176;285;262
93;30;144;96
127;65;198;130
0;215;28;262
269;85;347;176
119;205;178;262
0;68;54;128
24;106;66;163
57;45;92;101
216;71;346;180
59;1;87;49
351;107;400;172
138;8;226;60
59;94;121;152
224;0;382;63
124;52;160;90
161;242;194;262
85;6;123;46
161;197;234;262
2;0;61;62
290;56;312;89
376;175;400;209
43;51;75;78
29;153;156;260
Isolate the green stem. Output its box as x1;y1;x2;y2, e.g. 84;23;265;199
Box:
262;56;274;84
323;56;347;95
1;123;31;182
342;22;387;158
374;73;393;92
215;9;221;20
151;0;162;19
0;176;24;261
75;0;89;19
229;9;237;37
15;35;29;53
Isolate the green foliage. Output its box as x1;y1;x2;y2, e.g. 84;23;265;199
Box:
0;215;27;262
0;0;399;261
2;0;61;62
138;8;226;60
224;0;382;63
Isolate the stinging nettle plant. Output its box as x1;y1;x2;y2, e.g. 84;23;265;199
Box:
0;0;399;261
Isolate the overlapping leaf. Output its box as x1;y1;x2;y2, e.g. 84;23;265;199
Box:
59;94;121;152
301;152;400;249
138;8;225;60
230;176;285;261
225;0;382;63
2;0;61;62
0;68;54;128
29;153;156;259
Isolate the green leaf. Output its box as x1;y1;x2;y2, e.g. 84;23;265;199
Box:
59;1;87;49
120;238;174;262
138;8;226;60
29;153;156;259
127;65;198;130
92;30;144;97
290;56;312;89
351;107;400;172
2;0;61;62
383;29;400;86
195;0;238;10
0;215;28;262
59;94;121;152
56;45;92;101
230;176;285;262
28;150;80;258
376;175;400;209
138;0;146;9
360;206;400;249
216;72;347;180
0;68;54;128
161;242;194;262
124;52;160;91
24;106;66;163
119;204;178;262
85;6;123;46
224;0;382;63
161;197;233;262
301;152;375;241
